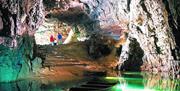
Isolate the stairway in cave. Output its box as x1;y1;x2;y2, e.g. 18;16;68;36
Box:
69;77;118;91
36;44;89;68
43;55;88;67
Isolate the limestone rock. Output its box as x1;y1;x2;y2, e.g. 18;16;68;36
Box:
1;0;179;83
32;57;42;74
35;0;180;74
0;0;44;82
80;0;180;73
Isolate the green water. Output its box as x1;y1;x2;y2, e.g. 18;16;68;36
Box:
0;72;179;91
108;72;180;91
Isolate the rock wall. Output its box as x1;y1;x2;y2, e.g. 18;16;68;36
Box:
1;0;179;82
120;0;180;73
80;0;180;73
35;0;92;45
39;0;179;73
0;0;44;82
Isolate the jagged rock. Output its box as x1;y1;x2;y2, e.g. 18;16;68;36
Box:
32;57;42;74
29;0;180;74
80;0;180;73
0;15;3;30
86;33;113;59
35;0;180;73
118;0;180;73
0;0;44;82
1;0;180;83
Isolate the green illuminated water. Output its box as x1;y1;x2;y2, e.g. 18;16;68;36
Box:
0;72;179;91
108;72;180;91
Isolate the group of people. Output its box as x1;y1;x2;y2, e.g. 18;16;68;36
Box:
50;33;62;46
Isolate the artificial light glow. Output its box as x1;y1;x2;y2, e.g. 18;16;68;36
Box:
112;83;156;91
105;77;123;80
105;77;142;81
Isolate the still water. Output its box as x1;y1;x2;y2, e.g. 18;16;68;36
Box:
0;72;179;91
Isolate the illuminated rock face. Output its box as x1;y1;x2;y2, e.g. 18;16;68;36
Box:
80;0;180;72
0;0;179;82
119;0;180;72
0;0;44;82
37;0;179;72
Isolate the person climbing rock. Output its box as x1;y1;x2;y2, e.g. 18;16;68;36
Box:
57;33;62;44
50;35;55;46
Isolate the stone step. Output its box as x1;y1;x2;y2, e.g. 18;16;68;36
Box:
44;59;80;65
83;71;107;77
69;77;118;91
45;59;79;62
44;61;83;65
44;61;80;64
81;84;112;88
43;63;88;67
45;59;78;62
45;56;77;61
86;81;117;86
69;87;100;91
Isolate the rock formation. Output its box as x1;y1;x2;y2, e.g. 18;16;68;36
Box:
0;0;44;82
77;0;180;73
0;0;179;82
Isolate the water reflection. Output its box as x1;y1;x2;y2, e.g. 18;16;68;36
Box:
0;72;179;91
109;72;180;91
0;78;88;91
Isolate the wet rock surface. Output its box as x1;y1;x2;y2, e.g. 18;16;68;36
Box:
77;0;180;73
1;0;180;82
0;0;44;82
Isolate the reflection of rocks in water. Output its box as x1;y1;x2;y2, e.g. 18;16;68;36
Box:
116;72;179;91
0;80;42;91
142;73;179;91
0;78;89;91
0;72;179;91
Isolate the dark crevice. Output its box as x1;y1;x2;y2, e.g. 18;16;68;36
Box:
171;47;180;60
50;8;92;25
120;38;144;71
16;82;21;91
127;0;131;11
153;35;161;54
0;6;11;37
140;0;151;18
83;3;90;14
116;45;122;56
86;34;112;59
136;26;143;33
163;0;179;46
12;14;17;35
43;0;57;10
162;0;180;59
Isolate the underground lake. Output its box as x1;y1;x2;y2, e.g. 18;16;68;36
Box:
0;0;180;91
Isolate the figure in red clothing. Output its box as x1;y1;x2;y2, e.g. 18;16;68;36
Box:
50;35;55;46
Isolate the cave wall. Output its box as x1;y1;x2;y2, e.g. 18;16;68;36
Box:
1;0;179;82
39;0;179;72
120;0;180;72
0;0;44;82
34;0;92;45
80;0;180;72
